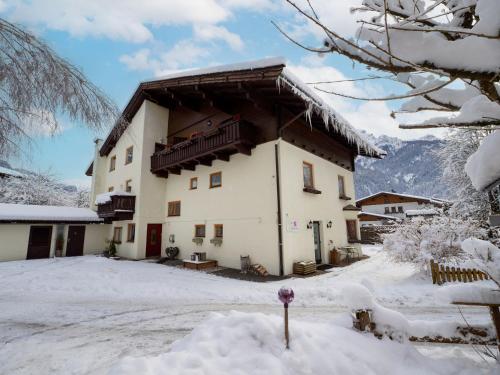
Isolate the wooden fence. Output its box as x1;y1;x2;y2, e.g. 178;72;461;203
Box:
430;260;489;285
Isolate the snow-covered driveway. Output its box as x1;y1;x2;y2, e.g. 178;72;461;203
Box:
0;247;492;374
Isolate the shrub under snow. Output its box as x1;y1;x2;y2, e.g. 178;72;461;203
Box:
383;216;486;270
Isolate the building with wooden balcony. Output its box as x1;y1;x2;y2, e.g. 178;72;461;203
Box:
86;57;384;275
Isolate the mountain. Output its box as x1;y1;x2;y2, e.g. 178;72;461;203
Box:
354;132;451;200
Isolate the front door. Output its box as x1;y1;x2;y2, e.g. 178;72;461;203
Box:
66;225;85;257
312;221;322;264
146;224;162;257
27;226;52;259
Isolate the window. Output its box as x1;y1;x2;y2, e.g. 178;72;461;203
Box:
125;179;132;193
109;155;116;171
391;207;397;213
127;223;135;242
346;220;358;242
398;206;404;213
125;146;133;165
338;175;345;197
384;207;390;214
195;224;206;238
168;201;181;216
113;227;122;243
303;162;314;188
214;224;223;238
108;186;114;192
210;172;222;188
190;177;198;190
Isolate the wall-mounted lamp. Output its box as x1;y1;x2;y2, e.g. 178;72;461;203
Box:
307;220;313;229
207;120;213;127
326;221;333;228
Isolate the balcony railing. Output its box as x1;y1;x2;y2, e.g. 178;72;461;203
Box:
151;119;256;177
97;195;136;222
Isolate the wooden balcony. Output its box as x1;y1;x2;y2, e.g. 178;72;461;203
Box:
151;119;257;177
97;195;136;222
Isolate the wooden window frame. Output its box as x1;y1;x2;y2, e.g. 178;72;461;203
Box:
167;201;181;217
302;161;314;189
125;179;132;193
127;223;135;243
194;224;206;238
125;146;133;165
190;177;198;190
109;155;116;172
210;172;222;189
338;175;345;197
384;207;390;214
397;206;404;213
214;224;223;238
113;227;122;244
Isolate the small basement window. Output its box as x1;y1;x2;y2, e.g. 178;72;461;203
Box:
125;146;133;165
113;227;122;243
125;179;132;193
127;223;135;242
195;224;206;238
168;201;181;217
108;186;114;192
210;172;222;188
190;177;198;190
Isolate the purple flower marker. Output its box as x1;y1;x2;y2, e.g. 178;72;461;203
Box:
278;286;294;349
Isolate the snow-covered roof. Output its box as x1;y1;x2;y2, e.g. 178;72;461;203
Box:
101;57;383;158
465;129;500;191
405;209;439;217
358;211;399;221
0;203;102;223
0;166;24;178
356;191;447;206
95;191;135;205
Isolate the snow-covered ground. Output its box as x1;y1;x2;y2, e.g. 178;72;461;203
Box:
0;246;495;374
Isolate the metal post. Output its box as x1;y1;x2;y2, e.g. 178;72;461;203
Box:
284;302;289;349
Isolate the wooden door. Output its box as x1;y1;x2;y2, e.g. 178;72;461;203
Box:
66;226;85;257
27;226;52;259
312;221;322;264
146;224;162;257
346;220;358;242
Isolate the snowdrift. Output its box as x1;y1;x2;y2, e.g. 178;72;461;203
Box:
109;311;483;375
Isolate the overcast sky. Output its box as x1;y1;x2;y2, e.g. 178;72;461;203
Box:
1;0;445;186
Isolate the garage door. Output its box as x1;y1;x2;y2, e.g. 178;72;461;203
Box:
27;226;52;259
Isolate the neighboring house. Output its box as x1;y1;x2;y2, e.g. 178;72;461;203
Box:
0;203;107;261
356;191;446;225
358;212;400;227
85;57;383;275
465;130;500;227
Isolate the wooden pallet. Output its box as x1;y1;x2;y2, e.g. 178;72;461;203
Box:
293;261;317;275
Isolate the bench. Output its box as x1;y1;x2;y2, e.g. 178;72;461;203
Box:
183;259;218;270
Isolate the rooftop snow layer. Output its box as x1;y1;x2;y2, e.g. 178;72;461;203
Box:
356;191;446;205
358;211;400;220
465;129;500;191
144;57;383;157
0;203;102;222
405;209;439;217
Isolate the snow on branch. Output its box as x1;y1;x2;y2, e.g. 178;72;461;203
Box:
280;0;500;132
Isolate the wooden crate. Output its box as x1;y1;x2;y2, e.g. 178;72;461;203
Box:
293;261;317;275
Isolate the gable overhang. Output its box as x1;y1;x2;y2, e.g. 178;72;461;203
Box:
99;59;383;159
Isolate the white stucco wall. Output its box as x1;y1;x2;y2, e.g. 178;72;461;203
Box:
278;140;359;275
163;141;280;274
91;100;169;259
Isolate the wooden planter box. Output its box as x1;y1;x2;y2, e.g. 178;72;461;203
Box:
183;259;218;270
